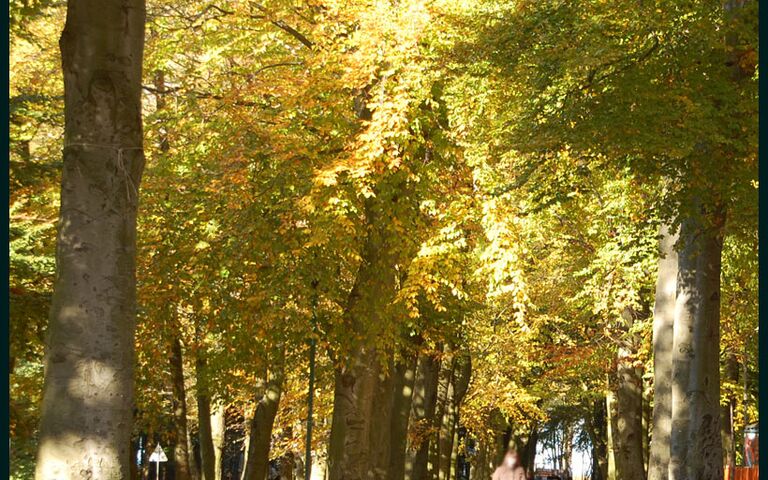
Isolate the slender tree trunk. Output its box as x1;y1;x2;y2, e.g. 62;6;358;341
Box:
643;387;652;473
405;352;441;480
471;441;490;480
212;402;226;480
242;350;286;480
433;348;455;480
388;350;418;480
648;223;678;480
197;357;217;480
563;423;573;477
669;205;725;480
446;355;471;480
612;310;646;480
280;451;296;480
587;398;608;480
721;355;738;480
606;390;617;480
35;0;145;478
171;337;193;480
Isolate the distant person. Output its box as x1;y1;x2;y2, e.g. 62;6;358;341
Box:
492;449;527;480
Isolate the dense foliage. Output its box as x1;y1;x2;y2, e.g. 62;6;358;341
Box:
9;0;757;479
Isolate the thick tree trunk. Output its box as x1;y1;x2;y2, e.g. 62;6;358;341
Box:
669;205;725;480
388;351;418;480
242;351;286;480
35;0;145;478
171;337;194;480
405;352;441;480
328;192;403;480
329;347;380;480
369;356;396;479
648;223;678;480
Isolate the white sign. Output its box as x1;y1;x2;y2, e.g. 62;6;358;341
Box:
149;444;168;463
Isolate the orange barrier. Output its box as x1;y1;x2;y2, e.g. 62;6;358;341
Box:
726;466;759;480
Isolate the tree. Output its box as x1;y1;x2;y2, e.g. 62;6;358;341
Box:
34;0;146;478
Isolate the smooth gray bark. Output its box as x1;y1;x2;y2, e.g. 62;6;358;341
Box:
669;206;725;480
648;223;678;480
35;0;145;478
212;402;226;480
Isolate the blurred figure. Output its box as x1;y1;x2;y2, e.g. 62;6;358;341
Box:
492;449;526;480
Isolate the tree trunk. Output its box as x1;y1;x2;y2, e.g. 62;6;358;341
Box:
433;348;455;480
471;441;490;480
35;0;145;478
721;356;738;480
172;337;194;480
648;223;678;480
606;391;617;480
669;205;725;480
212;402;226;480
369;355;396;479
643;387;652;473
388;351;418;480
328;193;403;480
405;352;441;480
197;358;217;480
447;355;471;480
329;347;380;480
612;311;646;480
563;423;573;476
587;397;608;480
242;351;286;480
518;425;538;477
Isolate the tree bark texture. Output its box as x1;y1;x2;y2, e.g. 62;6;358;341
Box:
327;192;404;480
35;0;145;478
669;206;725;480
648;223;678;480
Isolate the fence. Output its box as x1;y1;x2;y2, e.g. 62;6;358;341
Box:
725;466;759;480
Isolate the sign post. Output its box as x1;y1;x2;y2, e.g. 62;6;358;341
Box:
149;444;168;480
